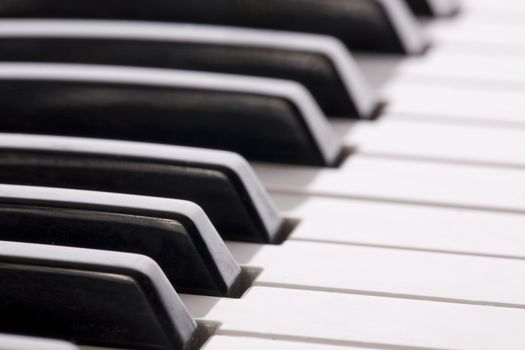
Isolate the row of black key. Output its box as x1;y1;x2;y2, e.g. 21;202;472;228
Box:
0;1;458;349
0;0;454;54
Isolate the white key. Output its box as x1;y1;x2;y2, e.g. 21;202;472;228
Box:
0;334;79;350
332;117;525;167
383;81;525;124
227;239;525;308
459;0;525;12
427;21;525;54
253;156;525;213
356;50;525;90
182;287;525;350
453;11;525;30
273;193;525;259
203;335;369;350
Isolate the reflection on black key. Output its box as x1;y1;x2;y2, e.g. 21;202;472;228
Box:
0;184;242;297
0;63;341;166
0;334;80;350
0;241;200;350
0;0;427;54
0;20;378;119
0;134;284;243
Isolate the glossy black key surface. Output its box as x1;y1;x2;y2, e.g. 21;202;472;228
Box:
404;0;459;17
0;0;422;54
0;64;341;166
0;21;377;119
0;184;242;297
0;134;284;243
405;0;434;16
0;334;80;350
0;241;200;350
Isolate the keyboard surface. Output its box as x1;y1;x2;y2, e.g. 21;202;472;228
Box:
1;0;525;349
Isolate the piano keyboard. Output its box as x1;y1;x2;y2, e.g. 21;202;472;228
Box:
0;0;525;349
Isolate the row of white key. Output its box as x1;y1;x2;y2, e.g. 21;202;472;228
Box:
273;193;525;259
189;1;525;349
188;286;525;350
227;238;525;308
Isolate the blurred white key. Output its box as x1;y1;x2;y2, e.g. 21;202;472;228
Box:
254;156;525;213
357;51;525;89
0;334;79;350
227;239;525;307
273;193;525;259
203;335;369;350
332;118;525;167
460;0;525;12
428;21;525;54
448;11;525;30
182;287;525;350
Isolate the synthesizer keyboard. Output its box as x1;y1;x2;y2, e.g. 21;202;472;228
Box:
1;0;525;349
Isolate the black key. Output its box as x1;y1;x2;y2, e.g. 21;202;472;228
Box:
0;334;80;350
0;184;242;297
0;241;201;350
404;0;459;17
0;134;284;243
0;63;341;166
0;0;427;54
0;20;378;119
